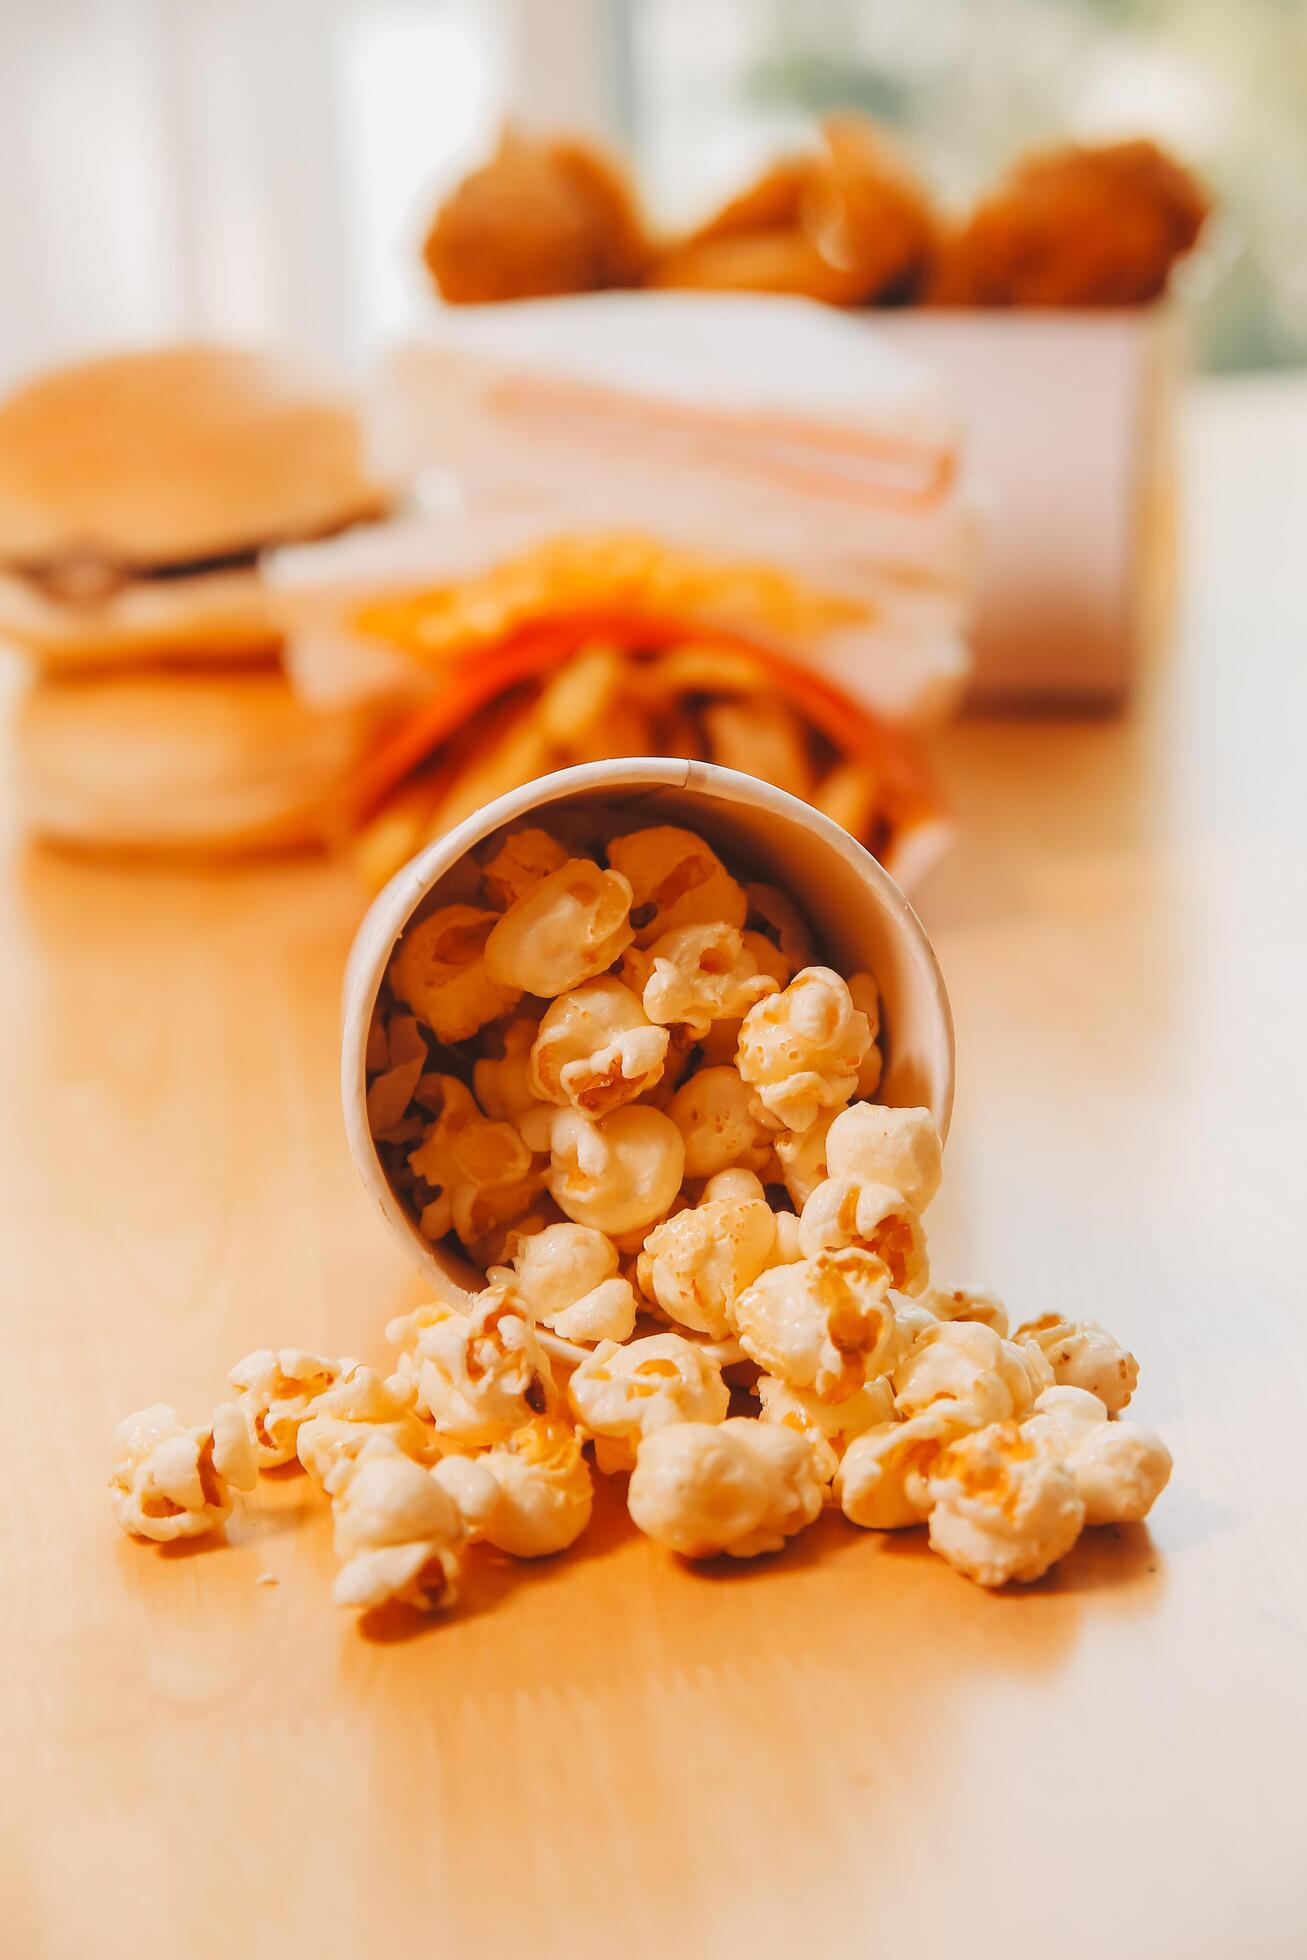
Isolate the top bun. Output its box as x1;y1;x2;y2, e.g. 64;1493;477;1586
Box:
0;345;389;570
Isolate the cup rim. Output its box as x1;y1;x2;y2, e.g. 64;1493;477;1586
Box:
342;757;955;1297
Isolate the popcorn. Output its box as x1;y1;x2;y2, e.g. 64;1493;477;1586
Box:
547;1105;685;1236
1015;1315;1139;1414
390;903;522;1043
393;1287;558;1449
480;826;569;909
731;1248;896;1402
110;1402;257;1542
756;1373;894;1482
824;1102;943;1213
484;858;634;995
607;826;746;946
847;973;884;1099
296;1364;435;1482
775;1110;836;1208
891;1321;1047;1427
744;881;816;970
742;930;795;990
529;977;668;1115
228;1348;343;1468
628;1418;824;1558
737;967;872;1132
668;1064;772;1180
473;1016;556;1152
408;1075;544;1248
328;1437;465;1613
1022;1386;1171;1525
567;1332;729;1472
918;1284;1009;1338
629;924;778;1039
472;1417;595;1556
926;1421;1086;1587
797;1177;929;1294
638;1193;779;1339
496;1221;638;1343
837;1409;971;1530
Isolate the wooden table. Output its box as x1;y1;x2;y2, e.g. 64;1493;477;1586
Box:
3;378;1304;1960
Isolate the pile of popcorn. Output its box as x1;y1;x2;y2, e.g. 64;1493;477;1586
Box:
111;817;1170;1606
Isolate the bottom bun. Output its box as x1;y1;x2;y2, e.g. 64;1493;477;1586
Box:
0;565;281;671
16;669;384;854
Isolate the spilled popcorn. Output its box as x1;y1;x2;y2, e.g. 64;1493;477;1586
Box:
111;816;1170;1606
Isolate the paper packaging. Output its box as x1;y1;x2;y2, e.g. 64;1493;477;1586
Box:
879;306;1180;704
340;758;956;1304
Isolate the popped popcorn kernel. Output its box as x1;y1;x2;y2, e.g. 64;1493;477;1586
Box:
775;1109;836;1209
296;1364;436;1483
110;1401;256;1542
798;1176;929;1294
1015;1315;1139;1414
1023;1386;1171;1525
484;857;634;996
567;1332;729;1473
668;1063;772;1180
731;1248;896;1402
547;1105;685;1236
847;972;884;1099
824;1102;943;1213
228;1348;344;1468
927;1421;1086;1587
891;1320;1039;1428
756;1373;894;1483
629;923;778;1040
399;1286;559;1449
530;977;668;1115
496;1220;638;1343
328;1437;464;1614
628;1418;824;1558
474;1417;595;1557
638;1194;779;1339
837;1408;972;1530
480;826;569;910
473;1016;556;1153
744;881;816;970
390;903;522;1043
408;1074;544;1250
608;825;746;946
737;966;871;1133
918;1284;1009;1338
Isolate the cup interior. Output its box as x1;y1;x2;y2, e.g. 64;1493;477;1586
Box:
342;758;955;1302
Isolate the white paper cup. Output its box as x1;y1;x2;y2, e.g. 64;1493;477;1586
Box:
342;758;955;1302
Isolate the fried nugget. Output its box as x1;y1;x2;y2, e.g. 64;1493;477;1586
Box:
423;127;651;304
927;138;1209;307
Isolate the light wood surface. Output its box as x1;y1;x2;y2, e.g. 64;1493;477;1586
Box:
3;378;1305;1960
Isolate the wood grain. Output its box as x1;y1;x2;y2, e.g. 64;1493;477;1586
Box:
2;378;1305;1960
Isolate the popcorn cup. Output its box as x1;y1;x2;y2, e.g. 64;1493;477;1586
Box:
341;758;955;1302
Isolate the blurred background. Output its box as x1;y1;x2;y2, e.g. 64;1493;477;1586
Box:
2;0;1304;389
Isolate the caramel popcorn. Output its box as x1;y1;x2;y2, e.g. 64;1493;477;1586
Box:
530;976;668;1114
484;857;635;995
110;1401;257;1542
1014;1315;1139;1414
731;1247;896;1402
737;966;872;1132
567;1331;729;1472
390;903;522;1043
116;815;1168;1613
228;1348;344;1468
629;1418;824;1559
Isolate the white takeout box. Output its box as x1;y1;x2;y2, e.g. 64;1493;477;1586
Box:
341;758;956;1304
